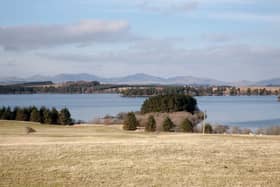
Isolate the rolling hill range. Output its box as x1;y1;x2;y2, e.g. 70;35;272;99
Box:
0;73;280;86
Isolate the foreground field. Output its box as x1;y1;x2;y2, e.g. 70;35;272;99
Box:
0;121;280;187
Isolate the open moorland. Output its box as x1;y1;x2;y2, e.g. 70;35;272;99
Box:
0;120;280;187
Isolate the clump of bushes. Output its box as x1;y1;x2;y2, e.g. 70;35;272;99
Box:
204;123;213;134
213;125;230;134
123;112;139;131
25;126;36;134
230;126;252;134
256;126;280;135
180;118;193;132
0;106;73;125
162;117;175;132
145;115;156;132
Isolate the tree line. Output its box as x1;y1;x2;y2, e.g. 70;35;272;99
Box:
0;81;121;94
123;112;197;133
123;112;280;135
0;106;73;125
1;81;279;96
120;86;280;97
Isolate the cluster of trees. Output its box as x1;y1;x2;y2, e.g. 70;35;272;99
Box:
123;112;280;135
123;112;196;132
141;94;197;114
244;88;278;96
0;106;73;125
121;86;208;97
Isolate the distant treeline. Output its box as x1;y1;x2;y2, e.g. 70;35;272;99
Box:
121;86;207;96
1;81;280;96
0;81;124;94
0;106;73;125
141;94;197;114
121;86;280;97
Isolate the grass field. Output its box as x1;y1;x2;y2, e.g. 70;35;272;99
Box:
0;120;280;187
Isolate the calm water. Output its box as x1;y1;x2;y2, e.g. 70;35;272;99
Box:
0;94;279;128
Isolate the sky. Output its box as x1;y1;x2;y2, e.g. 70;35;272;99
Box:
0;0;280;81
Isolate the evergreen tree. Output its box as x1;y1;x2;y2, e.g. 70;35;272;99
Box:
50;107;59;124
180;118;193;132
204;123;213;134
162;117;175;132
16;107;25;121
11;107;20;120
23;107;31;121
145;115;156;132
30;107;40;122
2;107;12;120
0;107;4;119
123;112;138;130
59;108;72;125
39;106;47;123
43;109;52;124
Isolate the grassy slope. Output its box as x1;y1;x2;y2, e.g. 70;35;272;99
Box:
0;120;280;187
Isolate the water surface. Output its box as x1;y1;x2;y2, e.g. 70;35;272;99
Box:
0;94;279;128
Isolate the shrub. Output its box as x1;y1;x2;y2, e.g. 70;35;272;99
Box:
145;115;156;132
25;126;36;134
204;123;213;134
180;118;193;132
213;125;229;134
230;126;242;134
256;126;280;135
123;112;138;130
241;128;252;134
162;117;175;132
59;108;72;125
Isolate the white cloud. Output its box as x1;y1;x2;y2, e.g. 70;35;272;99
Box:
2;41;280;81
37;43;280;72
0;20;133;51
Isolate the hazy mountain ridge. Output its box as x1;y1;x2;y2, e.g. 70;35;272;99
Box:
1;73;280;86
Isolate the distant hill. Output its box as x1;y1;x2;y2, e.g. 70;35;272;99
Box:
255;78;280;86
231;80;256;86
105;73;165;84
1;73;280;86
166;76;228;86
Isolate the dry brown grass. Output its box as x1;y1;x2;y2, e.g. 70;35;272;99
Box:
0;120;280;187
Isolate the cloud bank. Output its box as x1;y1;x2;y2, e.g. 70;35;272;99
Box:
0;20;132;51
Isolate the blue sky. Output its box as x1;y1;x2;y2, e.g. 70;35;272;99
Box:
0;0;279;81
